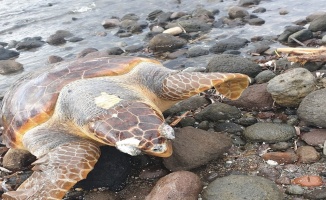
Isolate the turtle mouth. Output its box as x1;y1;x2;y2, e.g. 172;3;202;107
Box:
144;140;173;158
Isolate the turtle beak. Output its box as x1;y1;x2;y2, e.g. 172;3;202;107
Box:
144;140;173;158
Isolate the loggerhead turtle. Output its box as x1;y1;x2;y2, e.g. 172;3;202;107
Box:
1;56;250;199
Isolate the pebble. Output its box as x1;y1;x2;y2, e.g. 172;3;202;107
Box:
270;142;292;151
298;88;326;128
0;60;23;75
163;27;183;35
252;7;266;13
202;175;284;200
262;151;298;164
278;25;305;42
248;18;265;26
267;68;316;107
67;36;83;43
228;6;249;19
163;126;232;171
48;55;63;64
0;47;20;60
288;29;313;44
206;54;261;77
255;70;276;84
147;9;163;21
179;116;196;127
225;83;274;111
304;188;326;199
124;44;143;53
3;149;36;171
163;96;209;117
15;37;45;50
102;18;120;29
286;185;304;195
244;122;296;143
238;0;261;7
46;30;73;45
214;122;244;134
209;37;249;54
148;33;187;52
194;102;241;122
279;9;289;15
145;171;203;200
292;175;323;187
177;19;211;32
296;146;320;163
187;46;209;57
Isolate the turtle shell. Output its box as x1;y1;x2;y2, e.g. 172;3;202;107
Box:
1;56;160;148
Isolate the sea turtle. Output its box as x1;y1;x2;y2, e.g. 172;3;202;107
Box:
1;56;250;199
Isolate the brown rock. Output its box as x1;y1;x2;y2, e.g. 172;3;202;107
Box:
48;55;63;64
262;151;298;164
225;83;274;111
163;127;232;171
145;171;203;200
301;129;326;146
296;146;320;163
148;33;187;52
292;175;323;187
0;60;23;75
3;149;36;171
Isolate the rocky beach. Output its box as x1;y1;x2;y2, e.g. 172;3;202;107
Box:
1;0;326;199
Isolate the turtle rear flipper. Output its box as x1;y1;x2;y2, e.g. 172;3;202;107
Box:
161;72;250;100
2;140;100;200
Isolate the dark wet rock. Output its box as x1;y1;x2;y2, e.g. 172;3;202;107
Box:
296;146;320;163
68;37;83;43
288;29;313;44
309;14;326;32
0;60;23;75
107;47;124;55
179;117;196;127
157;12;172;25
187;46;209;57
235;116;258;126
198;121;210;130
2;170;33;191
3;149;36;171
170;11;187;20
293;19;308;26
148;33;186;52
202;175;284;200
194;102;241;122
275;176;291;185
209;37;249;54
16;37;45;50
145;171;203;200
238;0;261;7
278;25;305;42
164;96;209;116
0;47;19;60
75;146;131;191
262;151;298;164
275;58;321;71
247;41;270;54
7;40;18;49
139;166;169;180
258;165;281;181
84;190;117;200
286;185;304;195
163;127;232;171
46;30;73;45
177;19;211;32
102;18;120;29
166;49;187;59
192;8;214;20
255;70;276;84
244;123;296;143
124;44;143;53
304;188;326;199
121;13;139;21
228;6;249;19
0;41;8;47
119;19;143;33
267;68;316;107
298;88;326;128
248;18;265;26
147;9;163;21
214;122;244;134
48;55;63;64
76;47;98;58
207;54;260;77
252;7;266;13
225;83;274;110
301;129;326;146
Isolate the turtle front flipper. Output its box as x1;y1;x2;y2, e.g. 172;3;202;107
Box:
160;72;250;100
2;140;100;200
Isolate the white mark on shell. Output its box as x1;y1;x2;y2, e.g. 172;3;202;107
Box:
94;92;121;109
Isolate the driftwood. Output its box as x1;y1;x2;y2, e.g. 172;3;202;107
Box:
277;46;326;64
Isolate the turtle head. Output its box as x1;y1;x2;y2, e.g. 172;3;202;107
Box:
92;100;174;157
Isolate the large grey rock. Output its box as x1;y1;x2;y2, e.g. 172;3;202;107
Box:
267;68;316;107
244;123;296;143
298;88;326;128
145;171;202;200
209;37;249;54
202;175;284;200
164;96;209;116
206;54;261;77
163;127;232;171
278;25;305;42
309;14;326;32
